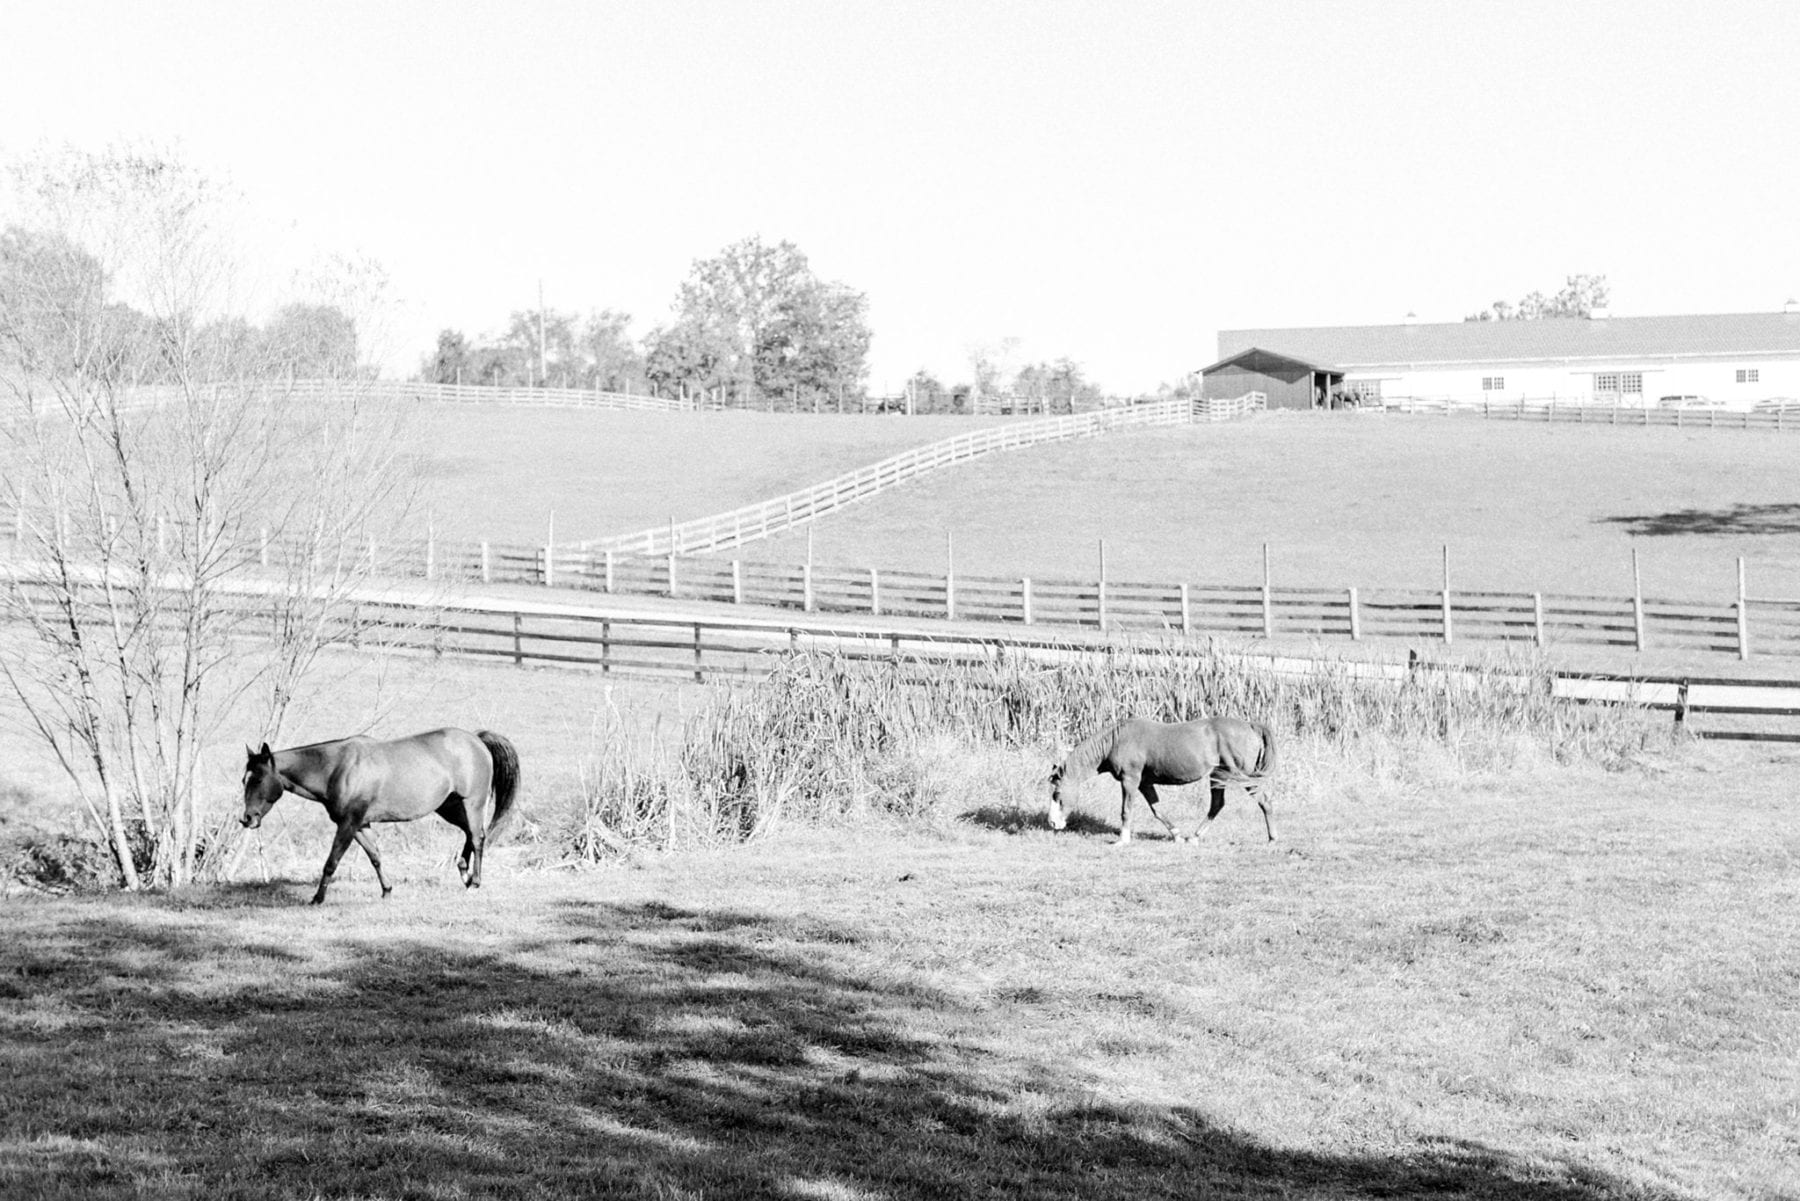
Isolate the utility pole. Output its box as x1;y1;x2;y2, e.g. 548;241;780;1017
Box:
537;279;548;385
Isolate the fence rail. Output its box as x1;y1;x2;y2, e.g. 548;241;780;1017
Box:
12;573;1792;738
1375;394;1800;432
8;506;1800;663
575;396;1262;556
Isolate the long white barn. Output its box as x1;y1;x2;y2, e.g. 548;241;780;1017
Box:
1211;309;1800;410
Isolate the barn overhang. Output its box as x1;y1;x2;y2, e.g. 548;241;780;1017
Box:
1198;346;1343;381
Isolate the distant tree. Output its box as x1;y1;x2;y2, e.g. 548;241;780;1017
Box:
578;309;646;392
421;328;471;384
654;236;871;405
263;302;359;378
1466;274;1610;321
905;368;949;413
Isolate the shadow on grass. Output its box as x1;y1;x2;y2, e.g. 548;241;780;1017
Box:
0;890;1680;1200
961;805;1116;837
1599;502;1800;537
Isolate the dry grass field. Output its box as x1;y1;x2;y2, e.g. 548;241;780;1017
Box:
3;693;1795;1199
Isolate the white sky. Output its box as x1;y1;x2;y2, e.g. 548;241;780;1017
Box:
4;0;1798;393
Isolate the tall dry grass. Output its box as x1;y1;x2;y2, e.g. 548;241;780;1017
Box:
556;640;1674;861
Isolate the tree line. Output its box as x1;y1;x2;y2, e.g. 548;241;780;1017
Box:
419;236;1117;412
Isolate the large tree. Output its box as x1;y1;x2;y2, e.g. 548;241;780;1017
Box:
648;236;871;406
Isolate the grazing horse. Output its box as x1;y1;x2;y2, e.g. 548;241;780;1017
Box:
241;727;521;904
1048;716;1277;846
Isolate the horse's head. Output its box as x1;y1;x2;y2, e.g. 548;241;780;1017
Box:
1046;763;1069;831
240;743;282;829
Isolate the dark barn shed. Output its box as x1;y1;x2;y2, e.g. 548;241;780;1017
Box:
1200;347;1344;410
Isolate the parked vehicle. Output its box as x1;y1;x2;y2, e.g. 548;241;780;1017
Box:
1657;394;1723;409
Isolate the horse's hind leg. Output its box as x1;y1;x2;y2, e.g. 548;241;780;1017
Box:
1139;781;1183;842
1188;782;1228;841
1252;784;1278;842
353;828;393;897
436;795;478;885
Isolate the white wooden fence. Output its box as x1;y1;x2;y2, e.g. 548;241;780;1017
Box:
574;397;1250;556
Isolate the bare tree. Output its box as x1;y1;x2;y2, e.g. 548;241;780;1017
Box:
0;148;413;889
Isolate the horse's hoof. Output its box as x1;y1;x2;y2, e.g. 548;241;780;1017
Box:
309;895;325;906
381;888;393;899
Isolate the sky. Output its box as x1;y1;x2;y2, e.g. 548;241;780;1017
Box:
4;0;1799;394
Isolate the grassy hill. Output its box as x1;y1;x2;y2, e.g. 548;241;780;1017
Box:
402;405;1006;545
718;414;1800;603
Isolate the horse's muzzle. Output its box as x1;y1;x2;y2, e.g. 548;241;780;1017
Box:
241;813;262;830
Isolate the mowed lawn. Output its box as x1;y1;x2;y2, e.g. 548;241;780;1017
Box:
400;405;1004;546
3;728;1796;1200
703;415;1800;602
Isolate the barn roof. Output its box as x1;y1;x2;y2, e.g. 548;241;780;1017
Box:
1217;311;1800;370
1198;346;1341;376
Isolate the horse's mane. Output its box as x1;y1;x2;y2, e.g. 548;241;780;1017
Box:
1057;723;1119;777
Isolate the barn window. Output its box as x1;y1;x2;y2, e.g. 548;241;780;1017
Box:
1621;373;1643;394
1481;376;1504;391
1737;368;1760;383
1594;373;1620;393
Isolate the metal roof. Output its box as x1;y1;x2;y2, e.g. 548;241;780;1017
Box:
1217;311;1800;370
1198;346;1341;376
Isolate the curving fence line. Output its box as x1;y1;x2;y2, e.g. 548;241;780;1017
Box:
573;396;1264;557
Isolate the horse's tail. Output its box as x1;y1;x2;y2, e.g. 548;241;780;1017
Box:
478;730;521;842
1251;720;1278;779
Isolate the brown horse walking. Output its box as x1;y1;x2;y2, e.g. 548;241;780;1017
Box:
1048;716;1277;846
241;727;521;904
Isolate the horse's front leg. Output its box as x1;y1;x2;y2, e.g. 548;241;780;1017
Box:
312;821;359;905
352;828;393;897
1139;781;1184;842
1112;772;1141;847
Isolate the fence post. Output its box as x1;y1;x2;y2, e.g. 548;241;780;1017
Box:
605;550;615;594
1674;680;1690;730
1347;586;1361;640
733;559;743;604
260;526;270;568
544;510;555;588
1534;592;1545;647
694;622;704;683
1737;558;1750;660
1179;582;1190;636
426;521;436;581
512;612;523;666
1022;577;1033;626
870;567;880;616
1262;543;1273;639
481;540;491;585
1098;539;1108;631
1441;545;1453;645
803;561;814;612
602;619;611;674
1632;548;1646;651
945;530;955;621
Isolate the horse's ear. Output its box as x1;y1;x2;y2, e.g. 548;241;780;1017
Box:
258;742;272;758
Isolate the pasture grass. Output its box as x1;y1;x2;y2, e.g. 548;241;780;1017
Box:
2;743;1796;1199
715;413;1800;601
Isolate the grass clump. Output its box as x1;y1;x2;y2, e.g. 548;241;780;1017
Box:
556;640;1673;861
